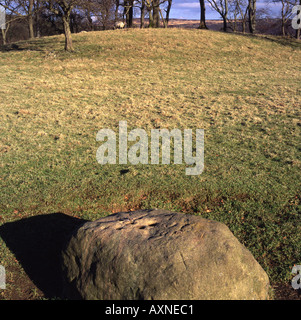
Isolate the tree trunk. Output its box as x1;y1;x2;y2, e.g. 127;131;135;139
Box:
123;1;128;25
1;20;10;45
125;0;133;28
159;7;167;28
28;0;34;39
115;0;119;23
248;0;256;34
140;0;145;28
128;0;133;28
281;3;286;36
63;16;73;51
148;6;154;27
153;0;160;28
1;28;6;45
233;9;238;32
35;0;41;38
282;20;285;36
165;0;172;26
224;0;228;31
28;15;34;39
239;6;248;33
128;7;133;28
70;14;75;33
242;20;246;33
199;0;208;29
222;16;227;32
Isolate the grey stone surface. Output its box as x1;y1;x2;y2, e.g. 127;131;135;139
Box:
61;209;270;300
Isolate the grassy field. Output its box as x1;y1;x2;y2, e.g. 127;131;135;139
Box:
0;28;300;300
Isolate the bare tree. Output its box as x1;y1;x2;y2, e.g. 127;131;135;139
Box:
207;0;229;31
114;0;119;23
164;0;171;26
140;0;145;27
137;0;167;28
123;0;133;27
99;0;115;29
41;0;86;51
0;1;11;45
80;2;95;30
272;0;297;36
152;0;160;27
248;0;256;33
15;0;35;38
199;0;207;29
75;0;116;31
28;0;34;38
238;0;249;32
145;0;153;26
228;0;239;31
227;0;248;32
34;0;41;37
8;1;45;39
0;0;23;44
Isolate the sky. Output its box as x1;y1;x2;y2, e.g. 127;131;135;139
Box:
169;0;282;20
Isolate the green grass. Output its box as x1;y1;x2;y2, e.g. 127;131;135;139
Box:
0;28;300;299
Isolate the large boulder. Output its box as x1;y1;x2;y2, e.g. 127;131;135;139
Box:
61;209;270;300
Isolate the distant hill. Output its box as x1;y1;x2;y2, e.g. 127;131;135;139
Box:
132;18;297;37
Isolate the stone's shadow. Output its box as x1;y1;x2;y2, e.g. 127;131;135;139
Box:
120;169;130;175
0;213;87;299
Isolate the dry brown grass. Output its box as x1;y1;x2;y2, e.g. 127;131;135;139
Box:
0;28;300;300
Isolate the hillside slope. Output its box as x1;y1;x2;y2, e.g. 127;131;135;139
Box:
0;29;300;300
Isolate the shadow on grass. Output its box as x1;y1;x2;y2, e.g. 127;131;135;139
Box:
0;213;87;299
228;31;301;49
0;37;80;53
0;39;57;52
254;35;301;49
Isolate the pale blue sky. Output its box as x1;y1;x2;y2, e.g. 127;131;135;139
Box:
169;0;282;19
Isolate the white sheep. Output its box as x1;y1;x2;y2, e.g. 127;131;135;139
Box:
114;21;125;30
